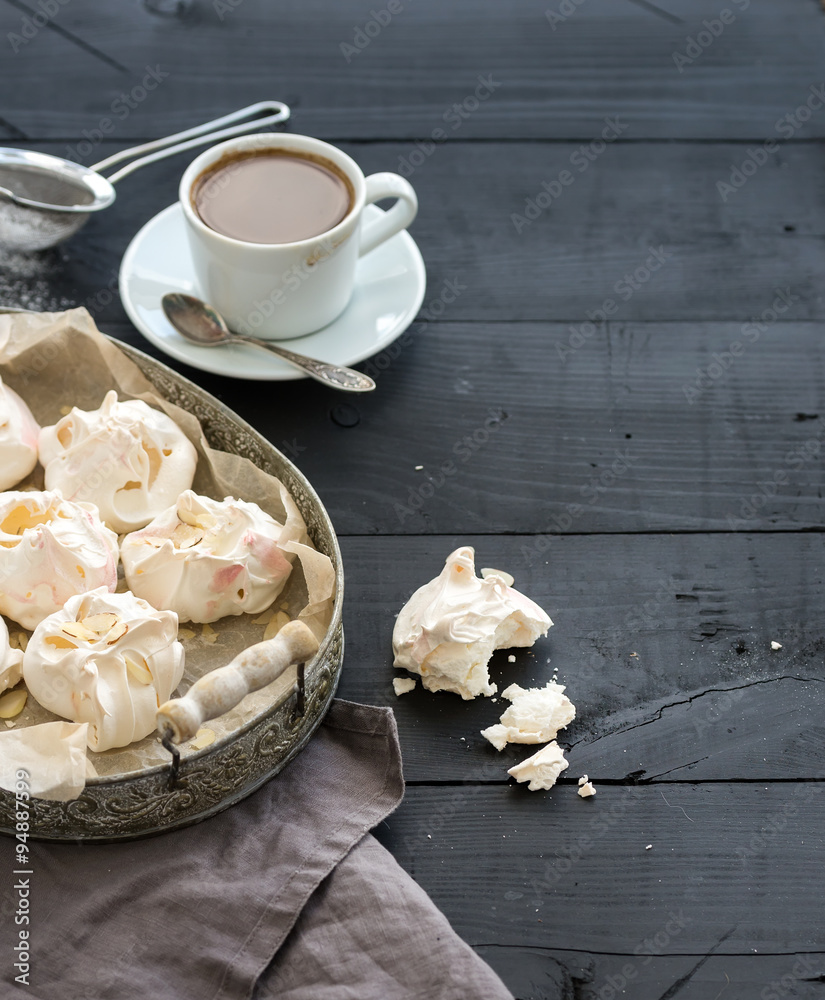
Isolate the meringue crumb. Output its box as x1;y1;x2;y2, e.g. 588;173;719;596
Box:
427;833;431;839
5;720;15;728
481;682;576;751
770;641;783;650
393;677;416;696
264;611;291;641
189;727;215;750
415;465;423;470
578;774;589;786
578;781;596;798
201;623;218;644
178;628;196;640
508;742;568;792
507;654;516;663
252;610;274;626
645;844;653;850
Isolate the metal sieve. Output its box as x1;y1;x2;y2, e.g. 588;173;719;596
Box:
0;100;290;252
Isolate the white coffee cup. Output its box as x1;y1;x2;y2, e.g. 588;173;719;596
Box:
179;133;418;340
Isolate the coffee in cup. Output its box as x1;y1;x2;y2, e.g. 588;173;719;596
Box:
192;149;355;244
179;134;418;341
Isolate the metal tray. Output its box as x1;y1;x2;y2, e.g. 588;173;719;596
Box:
0;332;344;842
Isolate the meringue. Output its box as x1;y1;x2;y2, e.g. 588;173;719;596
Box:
481;681;575;751
0;376;39;491
0;721;95;801
120;491;297;623
23;588;184;752
508;741;569;792
0;616;23;695
38;390;198;533
392;547;553;699
578;776;596;798
0;491;119;630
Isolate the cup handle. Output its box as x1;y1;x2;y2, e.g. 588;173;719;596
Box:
359;173;418;257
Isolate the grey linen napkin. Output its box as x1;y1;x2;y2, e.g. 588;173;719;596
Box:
0;700;514;1000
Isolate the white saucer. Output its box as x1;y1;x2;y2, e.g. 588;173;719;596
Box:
119;203;426;381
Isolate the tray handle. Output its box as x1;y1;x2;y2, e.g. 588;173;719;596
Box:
157;620;319;745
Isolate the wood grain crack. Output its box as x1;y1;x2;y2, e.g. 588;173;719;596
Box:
568;675;825;754
654;928;737;1000
622;0;685;25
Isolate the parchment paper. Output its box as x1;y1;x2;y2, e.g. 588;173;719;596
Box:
0;308;337;784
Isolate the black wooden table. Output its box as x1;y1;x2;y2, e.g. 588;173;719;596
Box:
2;2;824;997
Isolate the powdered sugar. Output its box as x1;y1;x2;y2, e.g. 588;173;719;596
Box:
0;247;74;313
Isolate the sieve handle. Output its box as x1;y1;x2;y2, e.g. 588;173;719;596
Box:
156;619;318;745
90;100;290;186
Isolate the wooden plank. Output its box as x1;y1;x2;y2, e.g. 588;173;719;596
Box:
2;0;825;141
475;947;825;1000
3;140;825;327
374;784;825;956
331;533;825;782
71;316;825;535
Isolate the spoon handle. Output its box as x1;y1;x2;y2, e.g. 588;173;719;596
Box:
235;336;376;392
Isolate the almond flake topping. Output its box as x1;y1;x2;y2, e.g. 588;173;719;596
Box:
171;522;203;549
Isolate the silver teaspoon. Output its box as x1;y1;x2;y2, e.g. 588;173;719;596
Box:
161;293;376;392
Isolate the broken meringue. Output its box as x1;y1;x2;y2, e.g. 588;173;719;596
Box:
0;615;23;695
393;676;417;697
38;390;198;533
508;742;569;792
23;588;184;752
0;491;119;630
481;681;575;751
0;376;39;491
578;776;596;798
120;491;296;624
392;547;552;699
